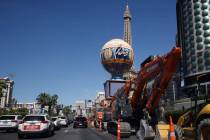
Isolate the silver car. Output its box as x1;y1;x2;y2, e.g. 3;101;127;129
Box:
18;114;54;138
51;117;61;130
0;115;22;132
58;116;68;127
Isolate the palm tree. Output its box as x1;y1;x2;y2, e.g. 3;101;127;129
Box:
36;92;51;109
62;106;71;116
48;94;58;115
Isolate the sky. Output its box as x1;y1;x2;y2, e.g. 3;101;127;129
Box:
0;0;177;106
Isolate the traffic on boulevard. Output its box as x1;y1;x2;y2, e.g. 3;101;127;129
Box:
1;0;210;140
0;114;138;140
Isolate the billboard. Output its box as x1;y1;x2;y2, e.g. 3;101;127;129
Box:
104;80;126;98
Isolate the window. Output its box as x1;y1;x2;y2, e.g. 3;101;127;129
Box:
203;23;210;30
203;16;209;23
204;37;210;44
0;116;15;120
196;30;202;35
197;44;203;50
23;116;45;121
17;116;23;120
197;57;203;63
194;9;200;15
196;36;203;43
202;10;208;16
206;44;210;49
198;65;204;71
195;15;201;22
194;3;200;9
204;30;210;37
201;4;208;10
197;52;202;57
195;23;202;29
76;117;87;122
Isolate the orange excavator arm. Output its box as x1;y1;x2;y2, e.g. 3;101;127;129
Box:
131;47;181;113
146;47;181;113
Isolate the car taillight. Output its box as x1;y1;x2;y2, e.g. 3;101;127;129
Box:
42;120;48;124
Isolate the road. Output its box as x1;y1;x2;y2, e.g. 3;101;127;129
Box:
0;125;138;140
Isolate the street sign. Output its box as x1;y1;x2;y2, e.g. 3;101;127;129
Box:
97;112;104;120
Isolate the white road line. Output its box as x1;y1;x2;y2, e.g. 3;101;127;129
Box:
64;129;69;133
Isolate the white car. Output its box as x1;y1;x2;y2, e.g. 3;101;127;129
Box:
58;116;68;127
18;114;54;138
51;117;61;130
0;115;22;132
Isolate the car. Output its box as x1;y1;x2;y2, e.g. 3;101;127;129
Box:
0;115;23;132
51;117;61;130
73;116;88;128
17;114;54;138
58;116;68;127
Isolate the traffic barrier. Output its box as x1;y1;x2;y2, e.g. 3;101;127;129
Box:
169;116;176;140
117;114;120;140
99;120;102;131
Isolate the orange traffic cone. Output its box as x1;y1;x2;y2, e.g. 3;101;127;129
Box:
99;120;102;131
169;116;176;140
117;114;120;140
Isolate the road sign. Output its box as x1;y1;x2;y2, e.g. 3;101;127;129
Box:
97;112;103;120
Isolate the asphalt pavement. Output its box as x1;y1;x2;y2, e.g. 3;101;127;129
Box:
0;125;138;140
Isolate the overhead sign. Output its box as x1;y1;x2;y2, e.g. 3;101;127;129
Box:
104;80;126;98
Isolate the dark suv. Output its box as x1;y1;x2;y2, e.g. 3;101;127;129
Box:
73;116;87;128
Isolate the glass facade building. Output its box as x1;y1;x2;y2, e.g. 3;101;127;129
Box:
177;0;210;97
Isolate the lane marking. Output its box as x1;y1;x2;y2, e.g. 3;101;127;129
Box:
64;129;69;133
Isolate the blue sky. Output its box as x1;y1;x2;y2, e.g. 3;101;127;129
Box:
0;0;176;105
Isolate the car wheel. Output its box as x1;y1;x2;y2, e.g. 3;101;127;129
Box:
18;133;24;139
196;118;210;140
47;131;52;137
51;129;55;136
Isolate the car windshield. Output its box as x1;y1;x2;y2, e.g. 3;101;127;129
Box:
0;116;15;120
52;118;57;121
23;116;45;121
76;117;87;122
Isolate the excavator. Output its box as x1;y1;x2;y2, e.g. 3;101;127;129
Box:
175;73;210;140
106;46;182;139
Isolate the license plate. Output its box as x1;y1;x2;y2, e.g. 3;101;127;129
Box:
24;125;40;130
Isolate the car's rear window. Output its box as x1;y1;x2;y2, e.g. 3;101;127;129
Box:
0;116;15;120
60;117;66;119
76;117;87;121
52;118;57;121
23;116;45;121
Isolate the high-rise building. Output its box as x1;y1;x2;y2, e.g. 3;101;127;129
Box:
123;4;137;80
0;77;14;108
72;100;86;116
95;92;105;104
176;0;210;97
123;4;132;47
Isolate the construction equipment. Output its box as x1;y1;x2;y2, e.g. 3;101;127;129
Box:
175;73;210;140
169;116;176;140
106;47;181;139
